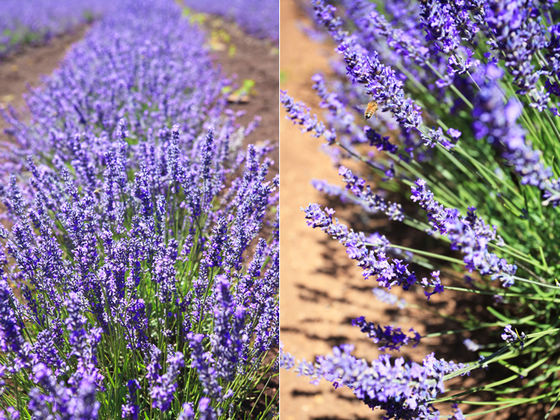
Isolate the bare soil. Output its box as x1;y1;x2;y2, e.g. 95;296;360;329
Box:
279;1;388;418
0;26;90;137
203;17;279;155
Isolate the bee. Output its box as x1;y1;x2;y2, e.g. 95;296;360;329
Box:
364;101;378;120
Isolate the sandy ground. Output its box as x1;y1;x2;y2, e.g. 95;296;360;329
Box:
279;1;387;418
203;18;279;149
201;16;279;181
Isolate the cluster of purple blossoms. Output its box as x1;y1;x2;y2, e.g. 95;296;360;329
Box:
304;203;446;297
352;316;421;351
148;348;185;411
338;166;404;221
473;64;560;206
311;0;422;131
2;0;229;170
0;0;278;418
341;0;453;100
411;179;517;287
372;287;407;309
501;325;527;348
281;344;465;419
280;91;337;144
418;0;479;83
482;0;550;109
311;0;464;152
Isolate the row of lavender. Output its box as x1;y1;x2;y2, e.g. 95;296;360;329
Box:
0;0;278;419
185;0;279;40
282;0;560;418
0;0;115;58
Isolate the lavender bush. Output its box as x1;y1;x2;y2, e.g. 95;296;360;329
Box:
282;0;560;418
0;0;114;57
0;0;278;418
184;0;279;40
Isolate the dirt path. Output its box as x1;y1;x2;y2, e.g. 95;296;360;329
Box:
279;1;388;418
202;17;279;153
0;27;91;137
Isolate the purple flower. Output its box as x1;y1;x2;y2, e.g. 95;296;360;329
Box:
0;276;24;354
338;166;404;221
210;276;248;381
304;203;420;291
177;402;195;420
501;324;526;347
473;64;560;205
287;344;464;419
483;0;549;108
0;0;114;57
463;338;481;352
0;0;278;416
198;397;216;420
149;349;184;412
187;333;222;399
372;288;407;309
411;179;517;287
280;91;336;144
352;316;421;351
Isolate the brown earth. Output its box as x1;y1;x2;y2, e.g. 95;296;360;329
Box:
279;1;387;418
0;26;91;136
201;16;279;156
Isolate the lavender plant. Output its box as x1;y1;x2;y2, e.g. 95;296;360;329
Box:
282;0;560;418
0;0;278;418
184;0;279;40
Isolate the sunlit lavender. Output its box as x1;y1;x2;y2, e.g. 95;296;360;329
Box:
0;0;115;57
0;0;278;418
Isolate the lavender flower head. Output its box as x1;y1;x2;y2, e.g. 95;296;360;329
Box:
286;344;465;419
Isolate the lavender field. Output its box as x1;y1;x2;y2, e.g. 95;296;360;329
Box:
0;0;114;57
0;0;278;418
184;0;279;40
5;0;560;418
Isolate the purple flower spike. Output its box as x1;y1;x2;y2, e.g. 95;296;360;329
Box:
304;203;419;291
411;179;517;287
352;316;421;351
473;64;560;206
288;344;465;419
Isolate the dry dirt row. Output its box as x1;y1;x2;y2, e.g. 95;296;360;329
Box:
279;0;387;418
0;27;91;136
